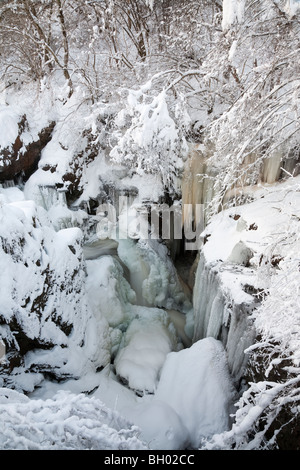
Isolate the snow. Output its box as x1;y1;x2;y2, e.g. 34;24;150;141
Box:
283;0;300;17
144;0;155;9
117;238;193;313
19;337;236;450
31;337;234;451
0;181;237;450
19;83;167;217
0;165;239;450
85;253;181;394
191;175;300;448
0;82;60;168
122;399;190;450
120;172;164;205
9;200;39;222
0;388;147;450
0;0;299;452
85;256;136;328
0;106;20;150
0;190;111;392
21;85;111;201
228;40;238;61
192;177;300;386
200;177;300;296
73;156;106;205
155;338;237;447
110;87;187;191
0;186;25;203
114;338;236;450
222;0;245;31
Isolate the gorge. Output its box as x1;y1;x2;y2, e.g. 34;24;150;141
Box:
1;124;298;449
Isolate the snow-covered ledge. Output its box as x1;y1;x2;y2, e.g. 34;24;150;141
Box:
192;252;257;388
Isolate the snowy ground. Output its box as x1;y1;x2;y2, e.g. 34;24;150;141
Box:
2;156;300;450
0;387;147;450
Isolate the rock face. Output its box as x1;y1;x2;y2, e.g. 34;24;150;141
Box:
192;253;257;389
0;116;55;183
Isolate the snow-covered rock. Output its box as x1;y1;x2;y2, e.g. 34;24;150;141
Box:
193;253;256;386
114;307;178;394
155;338;237;447
0;189;109;392
227;241;254;266
118;337;236;450
192;176;300;448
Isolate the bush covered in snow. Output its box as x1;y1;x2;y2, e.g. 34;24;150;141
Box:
0;187;110;393
1;0;300;452
0;388;147;450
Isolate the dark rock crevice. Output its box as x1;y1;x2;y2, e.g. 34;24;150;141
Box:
0;117;56;184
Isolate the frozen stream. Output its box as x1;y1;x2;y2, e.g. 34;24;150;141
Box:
79;236;237;449
83;238;191;348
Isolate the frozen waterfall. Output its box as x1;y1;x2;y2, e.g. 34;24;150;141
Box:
78;225;237;449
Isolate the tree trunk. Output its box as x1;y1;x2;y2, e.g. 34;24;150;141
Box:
56;0;73;98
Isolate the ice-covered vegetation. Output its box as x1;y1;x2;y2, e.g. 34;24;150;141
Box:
0;388;147;450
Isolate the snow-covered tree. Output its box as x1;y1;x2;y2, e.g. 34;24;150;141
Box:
204;0;300;215
222;0;245;31
109;82;189;193
0;1;74;94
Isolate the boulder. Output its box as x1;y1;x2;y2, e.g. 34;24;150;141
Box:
227;241;254;267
